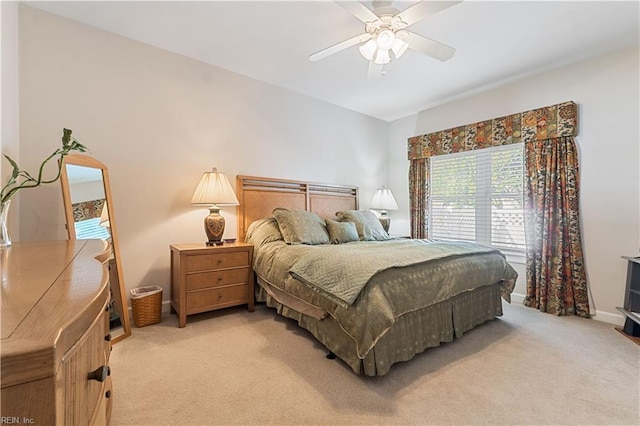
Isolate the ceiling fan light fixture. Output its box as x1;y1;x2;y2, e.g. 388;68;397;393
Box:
373;48;391;65
310;0;460;68
359;39;378;61
391;36;409;59
376;29;396;50
390;15;406;30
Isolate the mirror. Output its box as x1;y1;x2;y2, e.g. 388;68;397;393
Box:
60;154;131;343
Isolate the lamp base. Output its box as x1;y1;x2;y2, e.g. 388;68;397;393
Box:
378;210;390;233
204;206;225;246
378;217;390;233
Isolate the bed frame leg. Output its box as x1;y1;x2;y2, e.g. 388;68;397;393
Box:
326;351;336;359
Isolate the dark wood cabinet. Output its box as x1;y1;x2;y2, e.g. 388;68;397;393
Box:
616;256;640;338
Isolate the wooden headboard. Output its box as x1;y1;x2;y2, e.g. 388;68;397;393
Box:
236;175;359;242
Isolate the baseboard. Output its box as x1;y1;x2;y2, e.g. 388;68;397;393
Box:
592;310;625;326
508;292;625;326
510;292;525;304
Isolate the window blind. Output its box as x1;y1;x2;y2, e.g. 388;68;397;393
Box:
429;143;525;252
74;217;110;240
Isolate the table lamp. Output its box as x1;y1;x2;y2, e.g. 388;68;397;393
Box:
370;187;398;232
191;168;239;246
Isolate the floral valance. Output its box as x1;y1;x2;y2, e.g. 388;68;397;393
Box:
72;199;105;222
408;101;577;160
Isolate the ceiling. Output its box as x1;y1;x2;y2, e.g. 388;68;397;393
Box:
26;1;640;122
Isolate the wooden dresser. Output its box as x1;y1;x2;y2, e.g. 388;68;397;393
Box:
1;240;113;425
170;242;254;327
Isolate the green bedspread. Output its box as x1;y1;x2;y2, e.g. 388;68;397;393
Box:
248;227;518;359
289;239;503;308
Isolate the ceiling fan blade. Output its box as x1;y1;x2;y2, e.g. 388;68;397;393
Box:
366;60;385;82
309;33;372;62
396;1;463;27
335;1;380;23
405;31;456;62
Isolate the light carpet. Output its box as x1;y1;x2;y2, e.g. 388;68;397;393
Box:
110;302;640;425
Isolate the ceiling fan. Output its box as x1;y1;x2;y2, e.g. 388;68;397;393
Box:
310;1;462;75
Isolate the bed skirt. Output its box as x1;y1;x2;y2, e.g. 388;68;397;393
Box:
255;281;504;376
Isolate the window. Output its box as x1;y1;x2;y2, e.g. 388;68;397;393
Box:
74;217;110;240
429;143;525;253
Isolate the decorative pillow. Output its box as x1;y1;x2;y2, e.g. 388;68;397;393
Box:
335;210;392;241
325;219;359;244
245;217;283;246
272;208;330;245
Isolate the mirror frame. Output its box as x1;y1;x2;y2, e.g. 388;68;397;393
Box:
60;154;131;343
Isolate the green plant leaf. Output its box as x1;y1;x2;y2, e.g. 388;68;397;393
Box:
3;154;20;179
1;128;88;204
62;128;72;148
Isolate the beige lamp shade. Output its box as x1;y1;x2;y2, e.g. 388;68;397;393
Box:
370;188;398;215
191;168;239;207
191;168;239;246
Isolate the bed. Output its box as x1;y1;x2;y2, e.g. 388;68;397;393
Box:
237;175;518;376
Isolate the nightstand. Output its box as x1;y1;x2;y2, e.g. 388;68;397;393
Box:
170;242;254;328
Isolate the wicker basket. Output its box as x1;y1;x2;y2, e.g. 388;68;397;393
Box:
130;286;162;327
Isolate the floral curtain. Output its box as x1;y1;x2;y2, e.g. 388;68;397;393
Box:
523;136;590;317
72;199;105;222
407;101;590;317
408;158;429;238
408;101;578;159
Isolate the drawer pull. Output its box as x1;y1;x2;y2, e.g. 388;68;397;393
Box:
88;365;110;382
105;333;112;342
217;258;223;264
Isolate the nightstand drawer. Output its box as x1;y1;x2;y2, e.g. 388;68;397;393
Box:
184;251;249;272
186;285;249;311
186;268;249;291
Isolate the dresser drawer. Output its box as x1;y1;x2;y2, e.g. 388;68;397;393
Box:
186;285;249;311
184;251;249;272
61;308;110;426
186;268;249;291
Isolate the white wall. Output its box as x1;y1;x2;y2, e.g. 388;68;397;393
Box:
389;46;640;324
17;6;388;303
1;1;20;236
69;180;105;204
